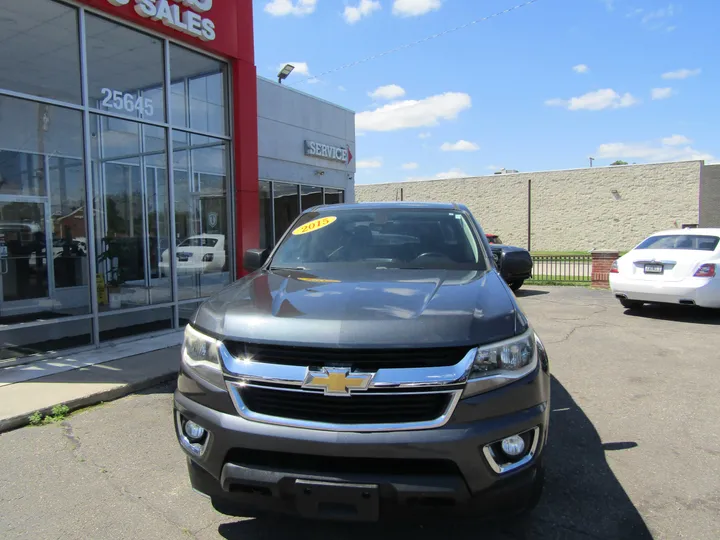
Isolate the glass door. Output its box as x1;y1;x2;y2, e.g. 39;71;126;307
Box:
0;198;52;321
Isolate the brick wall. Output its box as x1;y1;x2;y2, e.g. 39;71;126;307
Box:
700;164;720;227
356;161;703;252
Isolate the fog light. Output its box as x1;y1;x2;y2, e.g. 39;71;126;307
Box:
184;420;205;441
501;435;526;457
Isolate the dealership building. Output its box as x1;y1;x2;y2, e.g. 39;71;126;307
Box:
0;0;355;365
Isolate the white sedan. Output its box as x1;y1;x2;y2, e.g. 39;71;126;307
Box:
610;228;720;309
160;234;227;276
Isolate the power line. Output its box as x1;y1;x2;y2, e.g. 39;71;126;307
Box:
287;0;544;87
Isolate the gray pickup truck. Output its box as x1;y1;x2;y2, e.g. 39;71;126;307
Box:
173;202;550;522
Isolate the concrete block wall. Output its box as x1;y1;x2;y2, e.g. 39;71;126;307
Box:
700;164;720;227
356;161;703;252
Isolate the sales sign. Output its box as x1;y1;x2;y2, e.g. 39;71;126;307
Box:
106;0;216;41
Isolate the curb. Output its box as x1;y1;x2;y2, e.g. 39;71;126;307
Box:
0;371;177;435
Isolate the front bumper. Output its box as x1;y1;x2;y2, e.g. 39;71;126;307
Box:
610;274;720;308
173;365;550;520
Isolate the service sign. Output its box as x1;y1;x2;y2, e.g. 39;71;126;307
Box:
305;141;353;165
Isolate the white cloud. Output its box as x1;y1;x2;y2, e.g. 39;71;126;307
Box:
651;87;675;100
601;0;615;11
545;89;639;111
338;85;347;91
597;135;713;163
435;168;469;179
356;92;471;132
393;0;442;17
440;140;480;152
357;158;383;169
486;164;501;171
402;162;419;170
278;62;310;76
368;84;406;101
418;132;431;139
344;0;381;24
406;168;469;181
642;5;674;24
573;64;589;74
662;134;692;146
265;0;317;16
662;68;701;80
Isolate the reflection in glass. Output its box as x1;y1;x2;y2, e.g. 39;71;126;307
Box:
0;319;92;365
324;189;345;205
179;301;203;326
91;115;170;311
99;307;172;342
0;95;89;332
301;185;323;211
85;14;165;122
273;183;299;243
259;181;273;249
0;0;81;103
171;131;230;300
170;44;228;135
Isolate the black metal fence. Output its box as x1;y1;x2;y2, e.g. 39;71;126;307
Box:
529;254;592;284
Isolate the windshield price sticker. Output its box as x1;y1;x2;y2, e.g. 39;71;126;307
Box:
292;216;337;236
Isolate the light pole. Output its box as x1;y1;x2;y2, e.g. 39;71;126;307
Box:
589;157;595;167
277;64;295;84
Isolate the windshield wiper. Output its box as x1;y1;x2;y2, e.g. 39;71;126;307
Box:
270;266;308;271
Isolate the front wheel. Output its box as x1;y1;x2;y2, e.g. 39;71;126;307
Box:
620;298;643;310
510;280;525;292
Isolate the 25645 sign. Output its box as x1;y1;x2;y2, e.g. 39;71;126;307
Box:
101;88;154;116
107;0;216;41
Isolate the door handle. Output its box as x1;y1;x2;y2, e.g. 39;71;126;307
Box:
1;258;7;275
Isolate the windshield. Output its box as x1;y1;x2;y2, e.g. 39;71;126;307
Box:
636;234;719;251
179;237;218;248
270;208;486;270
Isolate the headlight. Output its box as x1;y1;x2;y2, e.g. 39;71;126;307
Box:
182;325;225;390
462;330;538;398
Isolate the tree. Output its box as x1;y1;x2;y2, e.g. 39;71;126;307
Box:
611;160;628;166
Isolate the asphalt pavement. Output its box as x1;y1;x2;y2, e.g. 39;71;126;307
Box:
1;286;719;539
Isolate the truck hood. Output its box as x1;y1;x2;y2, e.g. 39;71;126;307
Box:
193;268;522;348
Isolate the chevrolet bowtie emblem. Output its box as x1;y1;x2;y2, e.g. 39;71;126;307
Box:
302;367;374;396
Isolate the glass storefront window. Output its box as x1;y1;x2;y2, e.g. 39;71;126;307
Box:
301;185;323;211
259;181;272;249
0;94;91;361
0;3;235;362
85;14;166;123
0;0;81;103
172;131;230;300
273;183;300;243
260;183;347;247
90;115;171;310
325;188;345;205
170;44;228;136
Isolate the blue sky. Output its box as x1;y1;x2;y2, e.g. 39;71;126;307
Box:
252;0;718;184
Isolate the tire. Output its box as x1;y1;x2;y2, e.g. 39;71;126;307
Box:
620;298;643;310
510;280;524;292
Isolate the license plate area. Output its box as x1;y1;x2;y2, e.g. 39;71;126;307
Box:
294;480;379;522
644;264;664;274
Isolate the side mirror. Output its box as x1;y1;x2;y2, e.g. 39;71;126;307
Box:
243;248;270;272
492;249;503;271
